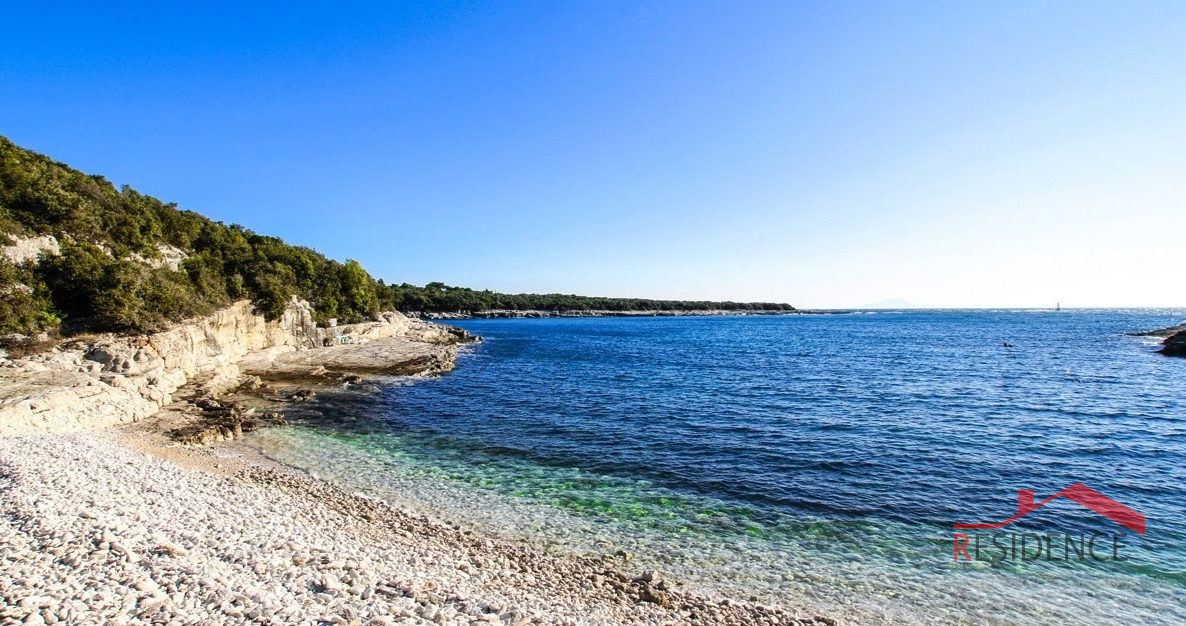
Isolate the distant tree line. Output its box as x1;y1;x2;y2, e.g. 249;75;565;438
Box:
386;282;794;314
0;136;792;337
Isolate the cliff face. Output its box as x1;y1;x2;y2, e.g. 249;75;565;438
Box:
0;300;467;435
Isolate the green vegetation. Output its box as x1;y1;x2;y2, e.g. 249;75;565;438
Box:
0;136;792;337
387;282;794;315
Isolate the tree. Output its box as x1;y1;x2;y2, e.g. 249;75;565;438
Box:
340;260;379;321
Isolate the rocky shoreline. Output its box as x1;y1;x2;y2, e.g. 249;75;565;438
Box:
0;300;840;624
1129;323;1186;356
0;299;476;437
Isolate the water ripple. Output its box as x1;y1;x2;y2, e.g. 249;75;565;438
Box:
244;310;1186;625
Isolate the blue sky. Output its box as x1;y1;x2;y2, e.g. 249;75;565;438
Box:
2;1;1183;308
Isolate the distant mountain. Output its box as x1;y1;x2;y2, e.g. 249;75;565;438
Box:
860;298;921;309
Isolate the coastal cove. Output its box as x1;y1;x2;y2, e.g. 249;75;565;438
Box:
0;133;845;625
237;309;1186;625
2;308;1185;625
0;300;837;625
5;5;1183;624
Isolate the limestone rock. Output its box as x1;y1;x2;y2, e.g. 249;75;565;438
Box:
127;243;188;271
0;299;471;435
1;234;60;265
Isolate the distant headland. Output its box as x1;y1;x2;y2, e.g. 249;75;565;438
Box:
416;308;842;320
0;135;797;346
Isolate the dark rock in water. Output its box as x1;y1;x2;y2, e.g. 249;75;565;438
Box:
1161;330;1186;357
289;389;316;402
1128;323;1186;357
447;326;481;343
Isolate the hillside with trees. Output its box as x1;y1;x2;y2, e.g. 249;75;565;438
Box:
0;136;793;338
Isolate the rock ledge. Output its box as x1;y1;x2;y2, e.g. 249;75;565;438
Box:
0;299;475;436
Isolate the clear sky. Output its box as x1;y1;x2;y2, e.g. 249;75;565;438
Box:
2;1;1183;308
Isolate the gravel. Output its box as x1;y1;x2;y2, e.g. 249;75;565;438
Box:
0;433;832;625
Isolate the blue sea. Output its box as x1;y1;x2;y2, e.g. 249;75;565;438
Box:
243;310;1186;625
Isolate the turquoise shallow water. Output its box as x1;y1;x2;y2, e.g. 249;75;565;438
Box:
243;310;1186;624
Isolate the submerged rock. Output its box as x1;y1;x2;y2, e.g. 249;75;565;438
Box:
289;389;316;402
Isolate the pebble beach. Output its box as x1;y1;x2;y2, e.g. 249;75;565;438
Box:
0;432;831;626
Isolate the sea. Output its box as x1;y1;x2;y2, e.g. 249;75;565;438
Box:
240;309;1186;625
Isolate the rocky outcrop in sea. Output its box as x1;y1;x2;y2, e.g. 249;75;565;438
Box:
1161;330;1186;357
1129;323;1186;357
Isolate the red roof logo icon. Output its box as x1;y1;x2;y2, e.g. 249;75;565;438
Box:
954;483;1146;535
